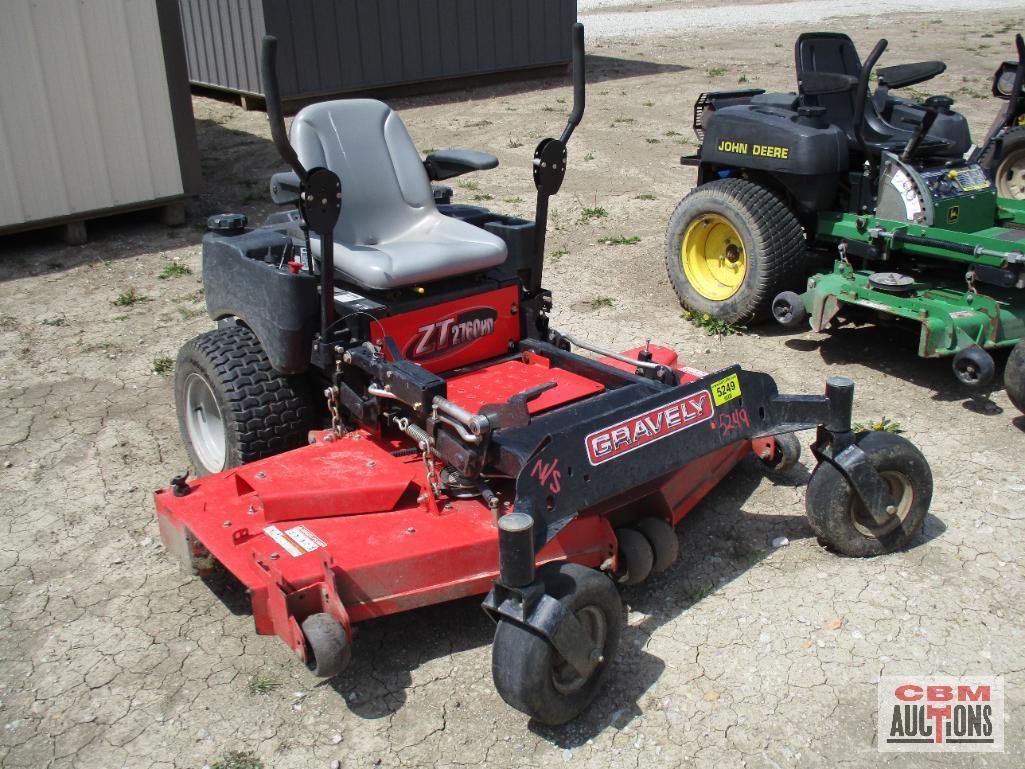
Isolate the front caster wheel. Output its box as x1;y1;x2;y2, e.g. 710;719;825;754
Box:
806;431;932;557
1004;340;1025;415
301;613;351;678
492;563;623;725
759;432;802;477
952;345;995;388
613;528;654;585
635;517;679;574
771;291;807;329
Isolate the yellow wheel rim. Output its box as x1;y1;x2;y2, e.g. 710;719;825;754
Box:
681;214;747;301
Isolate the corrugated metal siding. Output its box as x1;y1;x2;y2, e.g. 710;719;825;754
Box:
178;0;576;100
0;0;186;229
179;0;266;95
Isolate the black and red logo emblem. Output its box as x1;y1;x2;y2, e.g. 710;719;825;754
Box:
585;390;714;465
406;307;498;361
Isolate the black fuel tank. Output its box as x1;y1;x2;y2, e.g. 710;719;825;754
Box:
701;103;849;176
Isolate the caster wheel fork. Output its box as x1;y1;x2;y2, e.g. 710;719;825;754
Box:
491;563;623;725
806;430;932;557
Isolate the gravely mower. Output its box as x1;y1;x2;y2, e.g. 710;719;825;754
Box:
156;26;933;724
668;32;1025;413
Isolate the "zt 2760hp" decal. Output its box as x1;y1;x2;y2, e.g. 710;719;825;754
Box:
585;390;714;465
406;307;498;361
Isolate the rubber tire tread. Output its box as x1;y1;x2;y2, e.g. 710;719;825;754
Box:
805;431;932;557
665;178;806;324
491;563;623;725
1005;340;1025;415
761;432;802;476
301;613;351;678
175;325;311;476
634;517;679;574
614;527;655;585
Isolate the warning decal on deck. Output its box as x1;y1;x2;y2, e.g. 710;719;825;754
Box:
285;525;326;553
263;525;303;557
263;525;326;557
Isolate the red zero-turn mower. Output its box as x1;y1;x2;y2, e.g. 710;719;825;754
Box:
155;26;934;724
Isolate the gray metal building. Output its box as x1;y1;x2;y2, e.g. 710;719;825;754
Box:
179;0;577;105
0;0;200;243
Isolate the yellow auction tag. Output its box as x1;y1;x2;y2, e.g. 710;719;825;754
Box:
711;373;741;406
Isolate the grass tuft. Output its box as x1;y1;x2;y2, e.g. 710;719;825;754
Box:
247;673;281;695
599;235;641;246
112;289;149;307
853;417;903;434
212;751;264;769
158;262;192;280
683;310;743;338
578;206;608;224
588;296;614;310
152;357;174;375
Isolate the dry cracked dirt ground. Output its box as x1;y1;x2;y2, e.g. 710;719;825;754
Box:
2;3;1024;768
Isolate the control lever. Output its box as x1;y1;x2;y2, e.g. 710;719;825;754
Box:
481;382;559;430
901;106;939;161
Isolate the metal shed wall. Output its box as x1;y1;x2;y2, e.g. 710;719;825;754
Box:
0;0;200;234
179;0;577;101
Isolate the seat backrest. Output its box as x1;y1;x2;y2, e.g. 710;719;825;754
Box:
289;99;435;246
795;32;863;133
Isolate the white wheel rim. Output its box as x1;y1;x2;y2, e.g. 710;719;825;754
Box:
998;150;1025;200
852;470;913;538
184;373;226;474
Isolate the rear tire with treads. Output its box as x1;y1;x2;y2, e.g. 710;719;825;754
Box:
983;125;1025;200
665;178;806;324
174;325;313;476
1005;340;1025;415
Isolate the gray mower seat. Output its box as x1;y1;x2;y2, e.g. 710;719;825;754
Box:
289;99;507;290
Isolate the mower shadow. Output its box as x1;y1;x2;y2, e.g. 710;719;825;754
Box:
783;325;1008;413
193;55;690;115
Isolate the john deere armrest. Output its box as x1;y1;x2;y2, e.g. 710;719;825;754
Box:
798;72;857;96
877;61;945;90
424;149;499;182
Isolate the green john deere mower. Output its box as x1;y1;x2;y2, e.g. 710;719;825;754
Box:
667;32;1025;414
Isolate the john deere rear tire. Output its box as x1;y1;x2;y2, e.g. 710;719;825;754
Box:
666;178;805;324
1005;340;1025;415
174;325;312;476
984;126;1025;200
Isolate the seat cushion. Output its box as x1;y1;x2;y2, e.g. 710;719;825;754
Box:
292;98;508;289
313;212;508;290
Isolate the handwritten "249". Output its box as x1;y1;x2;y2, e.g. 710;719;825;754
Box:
719;408;750;438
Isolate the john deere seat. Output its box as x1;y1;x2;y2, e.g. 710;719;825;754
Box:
795;32;968;158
